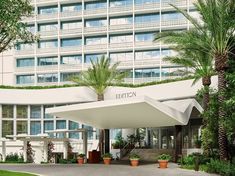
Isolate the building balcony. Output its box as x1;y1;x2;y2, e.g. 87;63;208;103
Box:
135;41;160;49
60;46;82;53
37;30;58;38
36;65;58;72
60;64;82;71
22;16;35;23
60;28;82;36
116;60;133;68
135;22;159;30
135;2;160;11
36;0;58;4
36;48;58;55
109;5;133;14
134;59;161;68
84;44;107;52
161;19;188;27
109;42;132;50
15;66;35;73
161;0;187;8
83;8;107;16
60;11;82;19
109;24;133;32
84;26;107;34
37;13;58;21
14;49;34;56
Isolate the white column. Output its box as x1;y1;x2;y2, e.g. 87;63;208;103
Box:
2;141;6;162
63;141;68;159
82;130;88;163
122;128;135;140
23;140;27;162
43;141;48;162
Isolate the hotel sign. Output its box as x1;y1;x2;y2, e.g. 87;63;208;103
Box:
116;91;137;99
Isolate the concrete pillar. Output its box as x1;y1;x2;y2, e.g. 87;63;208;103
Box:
175;125;182;162
82;130;88;163
23;140;27;162
63;141;68;160
122;128;135;140
43;141;48;162
158;129;162;149
2;141;6;162
104;129;110;153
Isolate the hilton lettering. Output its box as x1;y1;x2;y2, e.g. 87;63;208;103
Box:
116;92;136;99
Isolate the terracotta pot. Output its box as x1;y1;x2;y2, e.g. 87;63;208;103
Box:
158;160;168;168
103;158;111;165
77;157;84;165
130;159;139;167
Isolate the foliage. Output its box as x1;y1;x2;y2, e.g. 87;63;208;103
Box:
26;141;34;163
126;133;145;147
112;133;127;149
207;159;235;176
193;135;202;148
48;141;55;163
5;153;24;163
129;153;140;160
102;153;113;159
58;158;76;164
0;170;37;176
67;142;73;160
157;154;171;161
77;153;85;158
0;0;37;53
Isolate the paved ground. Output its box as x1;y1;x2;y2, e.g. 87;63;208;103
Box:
0;162;217;176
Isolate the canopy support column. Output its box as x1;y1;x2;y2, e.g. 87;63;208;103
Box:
104;129;110;153
23;140;27;162
63;141;68;160
43;141;48;162
175;125;182;162
2;141;6;162
82;130;87;163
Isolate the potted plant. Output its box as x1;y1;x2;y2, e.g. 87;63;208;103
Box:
194;135;202;148
102;153;113;165
157;154;171;168
77;153;85;165
129;153;140;167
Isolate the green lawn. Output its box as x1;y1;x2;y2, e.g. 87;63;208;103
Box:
0;170;37;176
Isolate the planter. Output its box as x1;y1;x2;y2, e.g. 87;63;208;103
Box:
130;159;139;167
103;158;111;165
77;157;84;165
158;160;168;168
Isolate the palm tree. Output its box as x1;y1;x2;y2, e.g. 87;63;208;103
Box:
71;55;125;154
155;0;235;160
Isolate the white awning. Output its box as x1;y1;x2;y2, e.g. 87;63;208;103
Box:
46;96;203;129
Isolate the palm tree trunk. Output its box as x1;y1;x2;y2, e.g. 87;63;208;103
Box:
215;54;229;161
202;76;211;111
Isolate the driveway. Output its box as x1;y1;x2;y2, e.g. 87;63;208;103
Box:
0;162;216;176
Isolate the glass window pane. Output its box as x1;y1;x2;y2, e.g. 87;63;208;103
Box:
16;105;28;119
110;16;132;25
17;121;28;134
85;19;107;27
38;6;58;14
2;105;13;118
84;54;104;63
69;121;79;139
60;72;80;82
16;75;34;85
16;58;34;67
82;125;93;140
135;14;160;23
2;120;13;137
39;40;58;49
61;38;81;47
30;105;41;119
61;21;82;29
110;0;132;7
38;23;58;32
38;57;58;66
30;121;41;135
44;121;54;137
61;3;82;12
37;73;58;83
61;55;82;64
44;105;54;119
85;1;106;10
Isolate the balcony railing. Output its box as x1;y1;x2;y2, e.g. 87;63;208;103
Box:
135;2;160;11
60;46;82;53
37;13;58;21
84;8;107;16
15;66;35;73
109;42;132;49
109;24;133;31
135;59;161;68
60;28;82;36
36;65;58;71
37;0;58;3
116;60;133;68
84;44;107;51
36;48;58;54
135;41;160;48
60;64;82;71
135;22;160;29
161;19;188;27
109;5;133;13
84;26;107;33
14;49;34;56
60;11;82;18
161;0;187;8
134;77;160;84
37;30;57;37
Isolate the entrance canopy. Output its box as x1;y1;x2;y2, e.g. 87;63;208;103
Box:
46;96;203;129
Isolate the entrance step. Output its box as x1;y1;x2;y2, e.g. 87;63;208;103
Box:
121;149;174;162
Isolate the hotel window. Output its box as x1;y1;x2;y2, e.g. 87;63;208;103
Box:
17;121;28;134
26;25;35;33
110;52;133;62
135;0;160;5
110;16;132;25
82;125;93;140
61;38;81;47
30;105;41;119
38;57;58;66
161;12;184;21
61;21;82;30
135;14;160;23
85;36;107;45
69;121;79;139
85;1;106;10
56;120;66;138
61;55;82;65
135;50;160;60
30;121;41;135
37;73;58;83
135;68;160;78
38;6;58;14
16;75;34;84
2;120;13;137
85;54;104;63
120;69;133;78
38;40;58;49
110;34;132;43
110;129;121;140
61;3;82;12
44;105;54;119
44;121;54;137
161;67;183;77
161;49;172;57
85;19;107;27
16;58;34;67
16;43;34;50
2;105;13;118
135;33;155;42
60;72;79;82
16;105;28;119
110;0;132;7
38;23;58;32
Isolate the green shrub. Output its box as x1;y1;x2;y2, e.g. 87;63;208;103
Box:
207;159;235;176
58;159;69;164
157;154;171;161
129;153;140;160
182;155;194;165
5;153;24;163
102;153;113;159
